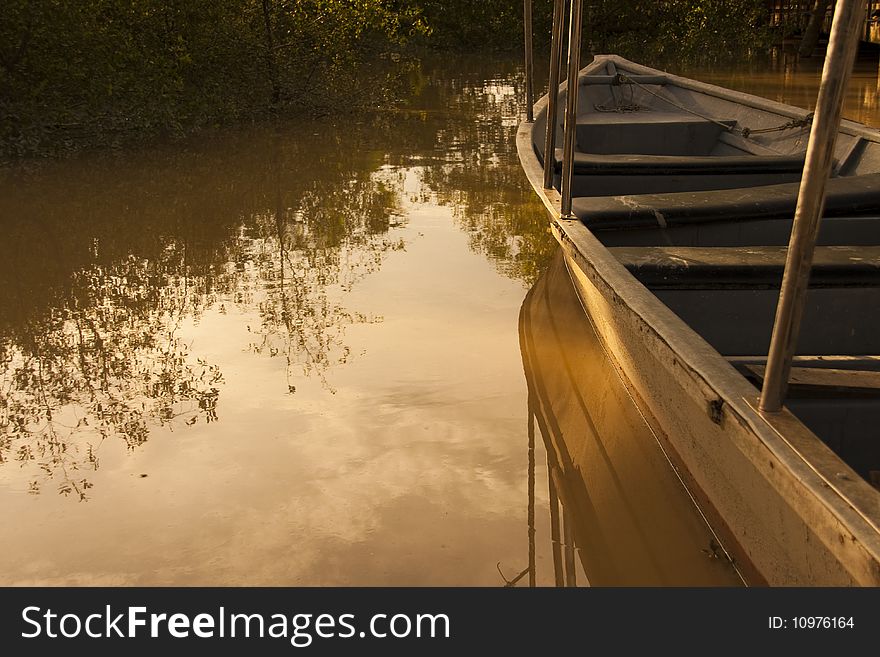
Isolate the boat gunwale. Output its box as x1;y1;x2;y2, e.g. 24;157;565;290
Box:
586;54;880;143
516;54;880;583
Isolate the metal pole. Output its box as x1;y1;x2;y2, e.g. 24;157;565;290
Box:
760;0;865;412
560;0;584;218
543;0;566;189
523;0;535;122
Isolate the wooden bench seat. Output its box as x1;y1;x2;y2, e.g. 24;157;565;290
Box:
572;173;880;229
573;112;736;156
740;364;880;397
727;355;880;371
609;245;880;288
554;149;805;175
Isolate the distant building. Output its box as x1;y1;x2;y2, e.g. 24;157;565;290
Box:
766;0;880;43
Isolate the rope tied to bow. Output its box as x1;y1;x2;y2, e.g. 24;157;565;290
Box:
741;113;813;138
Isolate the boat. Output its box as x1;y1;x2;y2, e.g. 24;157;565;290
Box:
516;3;880;585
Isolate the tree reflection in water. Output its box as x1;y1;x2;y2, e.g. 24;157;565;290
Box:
0;54;557;502
405;57;555;285
1;254;224;499
241;137;405;395
0;126;408;499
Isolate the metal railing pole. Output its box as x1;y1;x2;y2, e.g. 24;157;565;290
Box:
760;0;866;412
523;0;535;122
560;0;584;218
543;0;566;189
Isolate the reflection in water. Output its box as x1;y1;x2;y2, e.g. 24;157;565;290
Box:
0;55;557;585
519;252;743;586
0;127;407;499
388;63;556;284
2;50;879;585
0;254;224;499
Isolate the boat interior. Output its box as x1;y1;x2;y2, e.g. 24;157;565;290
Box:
532;57;880;488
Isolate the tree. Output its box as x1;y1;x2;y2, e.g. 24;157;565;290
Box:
799;0;833;57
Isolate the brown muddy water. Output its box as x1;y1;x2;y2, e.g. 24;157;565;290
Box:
1;51;879;586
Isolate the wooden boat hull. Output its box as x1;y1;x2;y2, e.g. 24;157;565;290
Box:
517;55;880;585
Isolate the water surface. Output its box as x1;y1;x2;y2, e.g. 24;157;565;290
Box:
2;49;880;586
0;56;557;586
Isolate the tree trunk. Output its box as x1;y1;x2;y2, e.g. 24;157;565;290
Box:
261;0;281;106
799;0;833;58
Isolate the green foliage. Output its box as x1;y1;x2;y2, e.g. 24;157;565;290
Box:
0;0;773;159
411;0;553;51
577;0;773;62
0;0;426;159
411;0;771;59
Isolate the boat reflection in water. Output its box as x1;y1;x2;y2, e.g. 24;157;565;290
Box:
520;250;742;586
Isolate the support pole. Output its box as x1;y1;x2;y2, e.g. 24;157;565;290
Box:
760;0;865;412
523;0;535;122
543;0;566;189
560;0;584;218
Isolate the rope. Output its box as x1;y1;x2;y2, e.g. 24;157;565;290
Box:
616;73;738;132
594;103;643;112
595;76;644;113
741;113;813;138
601;73;814;140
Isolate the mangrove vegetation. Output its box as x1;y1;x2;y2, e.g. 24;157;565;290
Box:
1;1;774;160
